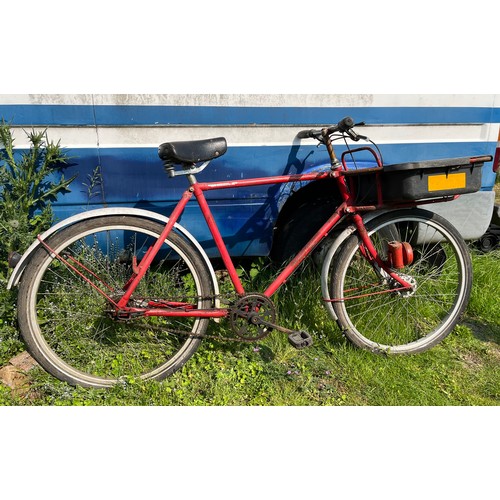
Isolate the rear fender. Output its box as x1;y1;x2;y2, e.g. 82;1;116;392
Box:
7;208;220;306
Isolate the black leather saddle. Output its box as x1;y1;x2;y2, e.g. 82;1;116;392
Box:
158;137;227;164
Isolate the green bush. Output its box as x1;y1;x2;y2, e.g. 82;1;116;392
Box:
0;121;76;363
0;122;75;276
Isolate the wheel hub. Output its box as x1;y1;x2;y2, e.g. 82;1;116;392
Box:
392;273;417;298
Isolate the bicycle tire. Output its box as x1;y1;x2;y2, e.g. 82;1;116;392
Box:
17;215;213;388
327;208;472;354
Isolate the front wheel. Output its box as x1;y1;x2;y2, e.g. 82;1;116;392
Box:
17;216;213;388
326;209;472;354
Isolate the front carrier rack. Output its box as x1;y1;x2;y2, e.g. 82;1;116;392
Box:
340;146;492;206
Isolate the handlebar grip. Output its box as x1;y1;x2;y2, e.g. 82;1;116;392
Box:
298;117;356;140
297;129;315;139
337;116;354;132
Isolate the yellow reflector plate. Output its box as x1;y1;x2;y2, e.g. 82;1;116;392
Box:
428;172;466;192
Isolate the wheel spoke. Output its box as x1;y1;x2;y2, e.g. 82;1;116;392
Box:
18;216;212;388
328;209;471;354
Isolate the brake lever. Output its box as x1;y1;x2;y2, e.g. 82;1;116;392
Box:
347;124;368;142
346;129;361;142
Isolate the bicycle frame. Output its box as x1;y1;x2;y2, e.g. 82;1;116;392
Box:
37;134;456;320
110;166;422;317
116;170;337;313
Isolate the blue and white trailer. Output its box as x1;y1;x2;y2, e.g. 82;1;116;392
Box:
1;94;498;260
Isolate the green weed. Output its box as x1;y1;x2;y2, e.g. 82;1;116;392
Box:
3;251;500;406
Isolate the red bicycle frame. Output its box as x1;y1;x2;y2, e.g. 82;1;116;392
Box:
40;133;448;320
116;170;338;312
110;164;422;317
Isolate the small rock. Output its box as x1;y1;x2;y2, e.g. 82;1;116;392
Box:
9;351;38;371
0;351;38;395
0;365;30;390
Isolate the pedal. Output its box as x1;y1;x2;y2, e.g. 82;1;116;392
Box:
288;330;313;349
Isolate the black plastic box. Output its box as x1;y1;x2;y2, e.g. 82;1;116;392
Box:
354;156;490;204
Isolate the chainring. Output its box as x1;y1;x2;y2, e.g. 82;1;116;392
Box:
229;293;276;341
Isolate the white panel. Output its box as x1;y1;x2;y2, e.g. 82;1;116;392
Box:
9;124;500;149
2;94;499;108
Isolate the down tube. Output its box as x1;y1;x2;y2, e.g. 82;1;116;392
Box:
264;205;346;297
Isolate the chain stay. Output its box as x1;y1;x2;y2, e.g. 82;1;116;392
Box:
131;292;296;343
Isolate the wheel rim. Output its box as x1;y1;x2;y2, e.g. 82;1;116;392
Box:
25;222;208;386
333;214;468;353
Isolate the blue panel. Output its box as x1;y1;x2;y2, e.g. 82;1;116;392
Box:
0;104;95;126
92;105;498;126
1;104;499;126
48;141;497;257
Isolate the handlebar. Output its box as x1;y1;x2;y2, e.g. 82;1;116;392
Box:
297;116;366;141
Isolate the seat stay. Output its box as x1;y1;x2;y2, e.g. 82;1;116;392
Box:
116;189;195;308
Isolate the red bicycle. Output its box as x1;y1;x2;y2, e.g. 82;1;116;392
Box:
11;117;492;388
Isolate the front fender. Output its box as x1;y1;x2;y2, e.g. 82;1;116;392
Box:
320;211;387;321
7;208;220;304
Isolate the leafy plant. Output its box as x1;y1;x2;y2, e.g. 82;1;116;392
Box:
0;121;76;277
0;121;77;365
82;165;104;206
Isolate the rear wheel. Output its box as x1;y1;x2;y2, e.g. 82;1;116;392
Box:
326;209;472;354
17;216;213;388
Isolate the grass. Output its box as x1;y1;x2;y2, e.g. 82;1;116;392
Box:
1;245;499;406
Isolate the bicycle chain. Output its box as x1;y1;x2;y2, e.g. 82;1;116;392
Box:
125;293;264;343
149;317;296;344
150;318;295;343
128;292;293;343
152;326;261;343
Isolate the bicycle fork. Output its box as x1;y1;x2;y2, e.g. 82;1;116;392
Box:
323;213;416;308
